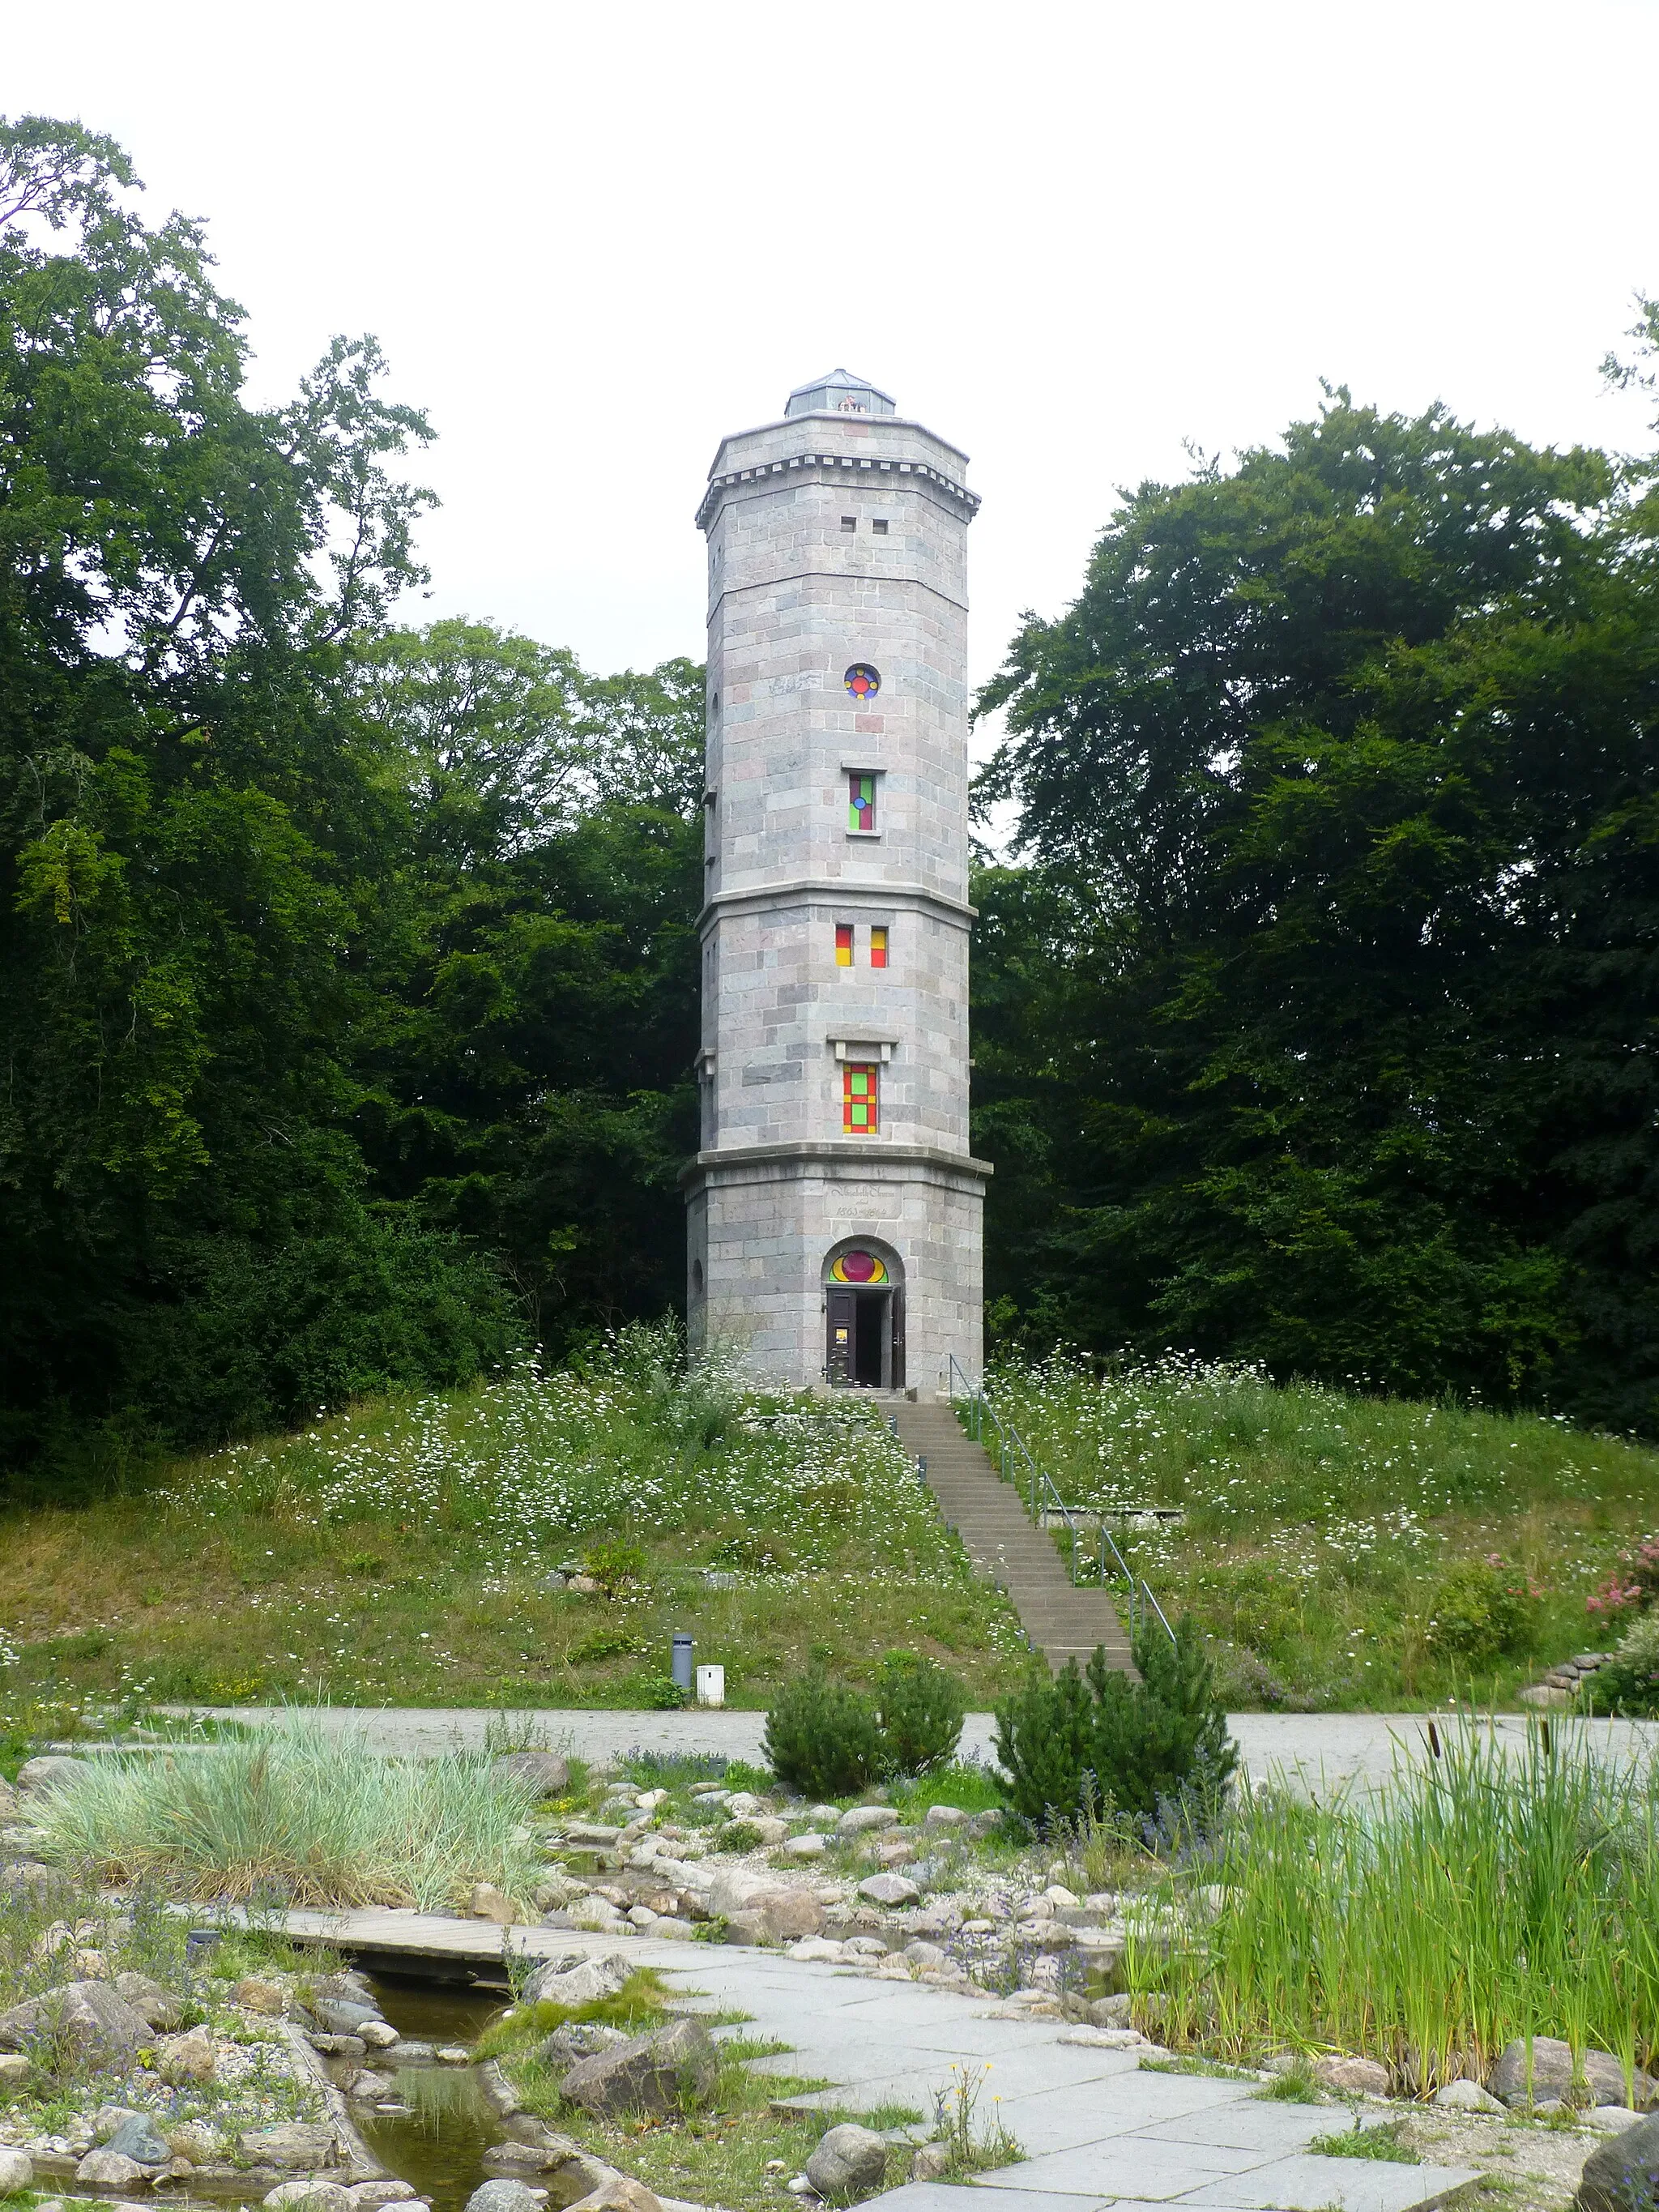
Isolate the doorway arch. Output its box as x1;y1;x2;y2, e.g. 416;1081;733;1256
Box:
821;1240;905;1390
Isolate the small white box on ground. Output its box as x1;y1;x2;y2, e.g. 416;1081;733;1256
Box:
695;1664;725;1708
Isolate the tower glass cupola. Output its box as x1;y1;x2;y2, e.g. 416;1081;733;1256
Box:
784;367;898;418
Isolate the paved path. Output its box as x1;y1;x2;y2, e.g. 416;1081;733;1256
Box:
894;1399;1133;1675
156;1706;1658;1794
239;1911;1478;2212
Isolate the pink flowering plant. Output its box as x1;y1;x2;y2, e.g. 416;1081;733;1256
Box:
1586;1536;1659;1621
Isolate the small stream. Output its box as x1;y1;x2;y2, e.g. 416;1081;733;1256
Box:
348;1976;506;2212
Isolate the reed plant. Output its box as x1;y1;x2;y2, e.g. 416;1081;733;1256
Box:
1124;1716;1659;2095
30;1723;544;1908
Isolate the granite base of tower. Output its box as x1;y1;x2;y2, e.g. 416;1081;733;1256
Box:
684;1140;988;1393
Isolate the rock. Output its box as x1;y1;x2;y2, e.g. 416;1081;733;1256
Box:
567;1898;631;1934
727;1889;827;1946
532;1872;587;1911
105;2114;172;2165
559;2016;719;2118
74;1947;112;1978
1057;2026;1149;2049
805;2123;889;2198
923;1806;966;1829
312;1996;382;2035
156;2027;216;2083
650;1917;697;1941
493;1751;570;1797
360;2019;400;2049
349;2187;417;2207
465;2185;545;2212
1043;1885;1081;1907
1490;2038;1656;2111
477;2059;521;2115
837;1806;899;1836
309;2033;367;2058
564;2177;663;2212
1520;1685;1572;1709
0;1979;156;2061
1435;2080;1504;2114
789;1938;849;1962
166;2123;224;2162
237;2124;340;2169
903;1940;948;1969
1313;2055;1392;2096
0;2150;32;2192
437;2045;471;2064
1587;2109;1648;2136
910;2142;953;2183
522;1953;630;2008
469;1883;520;1926
263;2185;356;2212
94;2104;143;2142
541;2023;629;2067
15;1755;86;1796
857;1873;920;1907
1576;2110;1659;2212
784;1833;827;1858
1090;1994;1134;2026
484;2141;578;2172
114;1972;184;2029
75;2150;149;2189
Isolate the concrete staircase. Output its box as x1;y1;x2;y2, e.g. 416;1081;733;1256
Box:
892;1398;1134;1676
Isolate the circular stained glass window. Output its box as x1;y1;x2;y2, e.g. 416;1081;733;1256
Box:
830;1249;889;1284
844;664;881;702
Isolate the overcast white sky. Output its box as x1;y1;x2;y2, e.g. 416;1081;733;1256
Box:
10;1;1659;712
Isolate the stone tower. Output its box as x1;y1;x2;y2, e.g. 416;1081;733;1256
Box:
683;369;990;1392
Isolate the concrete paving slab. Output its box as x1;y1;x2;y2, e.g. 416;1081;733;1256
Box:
1179;2155;1481;2212
978;2142;1241;2198
1132;2104;1361;2152
864;2188;1112;2212
962;2077;1254;2159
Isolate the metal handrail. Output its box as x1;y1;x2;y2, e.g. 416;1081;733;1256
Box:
947;1354;1175;1645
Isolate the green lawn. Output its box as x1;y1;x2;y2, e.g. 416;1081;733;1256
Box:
984;1352;1659;1709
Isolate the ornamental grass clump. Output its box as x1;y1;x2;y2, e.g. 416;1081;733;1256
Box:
30;1722;544;1909
1126;1717;1659;2091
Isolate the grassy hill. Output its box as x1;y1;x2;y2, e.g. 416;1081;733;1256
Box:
2;1328;1657;1731
995;1352;1659;1710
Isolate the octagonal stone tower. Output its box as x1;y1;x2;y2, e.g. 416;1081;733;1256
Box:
683;369;990;1391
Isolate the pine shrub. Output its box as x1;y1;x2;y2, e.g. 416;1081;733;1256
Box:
993;1616;1237;1833
873;1651;967;1777
762;1672;882;1796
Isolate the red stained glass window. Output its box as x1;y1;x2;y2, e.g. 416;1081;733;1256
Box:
844;663;881;701
870;926;888;968
835;924;853;966
842;1063;878;1134
849;774;876;832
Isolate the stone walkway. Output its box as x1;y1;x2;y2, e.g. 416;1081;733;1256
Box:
157;1705;1659;1794
249;1911;1480;2212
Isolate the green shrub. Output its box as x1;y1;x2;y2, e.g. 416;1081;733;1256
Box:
1423;1558;1539;1662
583;1537;648;1595
993;1617;1237;1833
872;1652;966;1778
761;1672;882;1797
1585;1608;1659;1716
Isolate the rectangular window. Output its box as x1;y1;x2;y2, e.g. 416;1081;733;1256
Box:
842;1062;878;1134
840;515;856;532
872;518;889;536
834;924;853;967
870;926;888;968
849;773;876;833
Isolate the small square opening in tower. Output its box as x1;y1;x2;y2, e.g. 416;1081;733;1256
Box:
840;515;856;532
872;519;889;535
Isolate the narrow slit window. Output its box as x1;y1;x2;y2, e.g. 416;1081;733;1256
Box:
849;774;876;833
870;927;888;969
842;1062;878;1134
835;924;854;967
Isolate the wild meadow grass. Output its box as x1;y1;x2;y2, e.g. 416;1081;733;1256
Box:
30;1724;546;1907
0;1323;1026;1715
987;1351;1659;1707
1128;1719;1659;2092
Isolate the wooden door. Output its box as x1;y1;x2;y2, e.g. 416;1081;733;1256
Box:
825;1289;855;1383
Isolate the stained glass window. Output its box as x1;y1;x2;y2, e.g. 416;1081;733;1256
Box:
842;1062;878;1134
835;924;853;966
870;926;888;969
843;664;881;702
849;774;876;833
830;1249;889;1284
